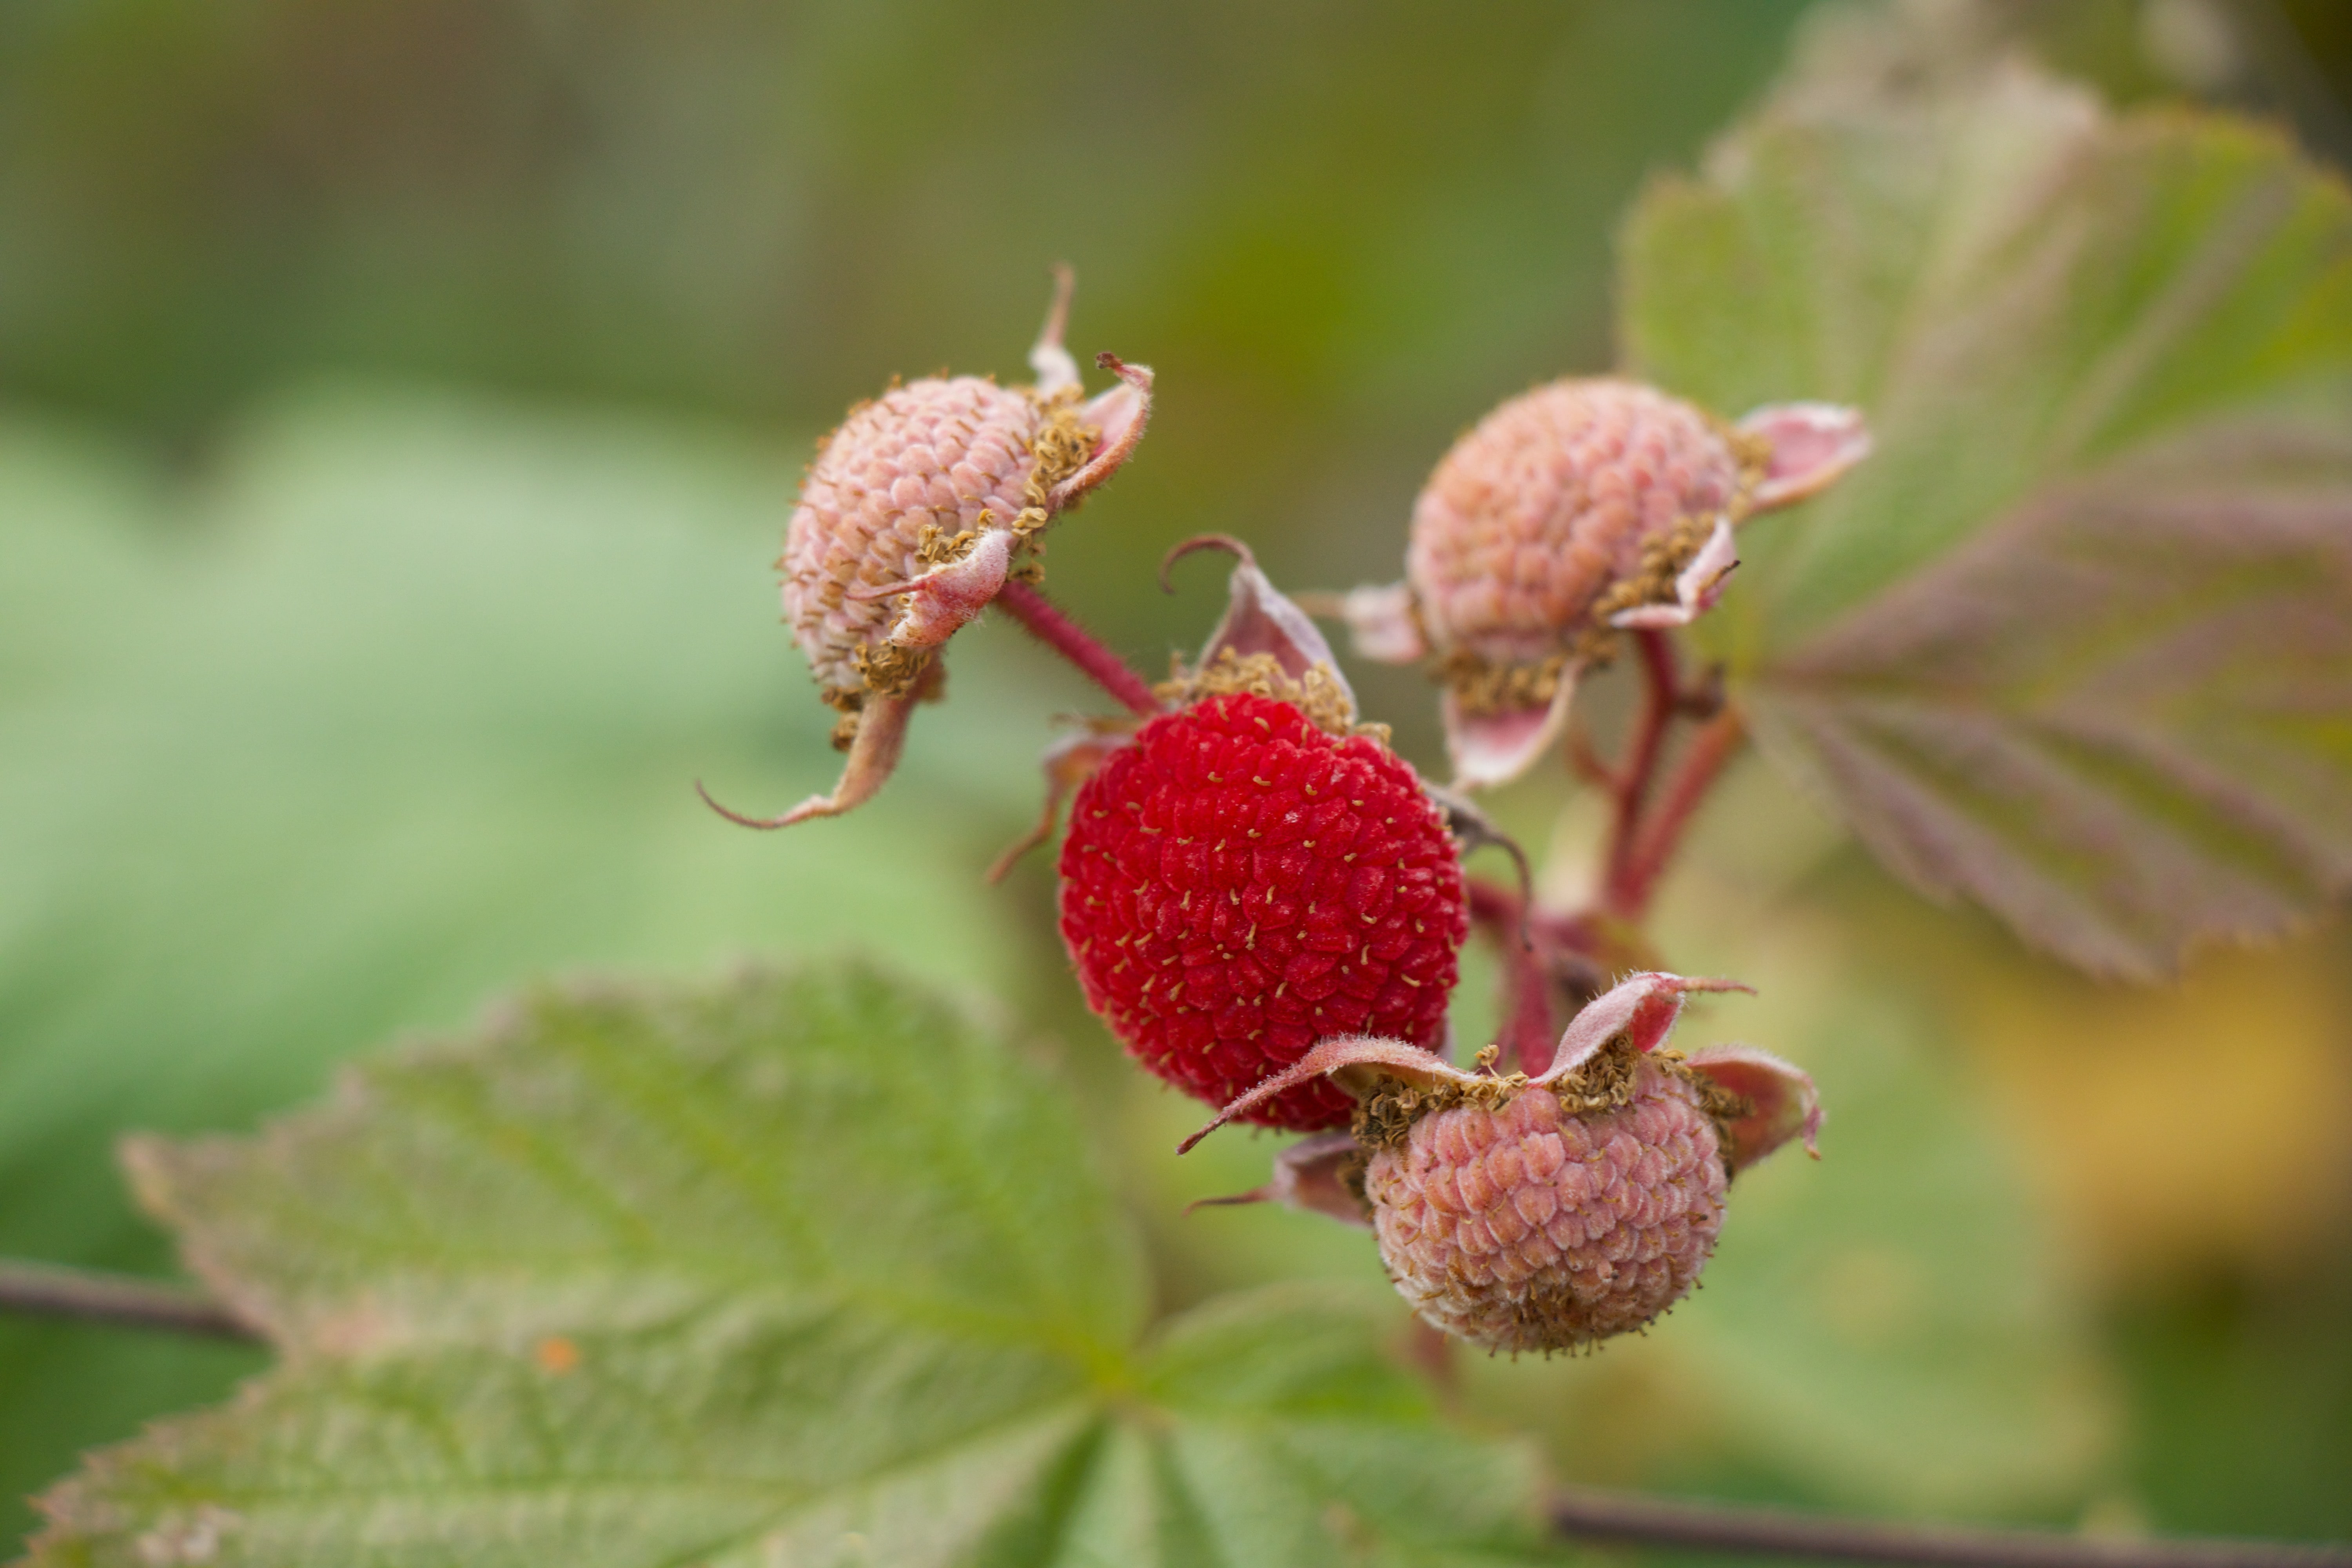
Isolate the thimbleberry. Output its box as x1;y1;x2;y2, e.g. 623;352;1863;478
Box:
705;270;1152;830
1343;377;1868;787
1185;972;1819;1353
1045;537;1469;1132
1059;690;1467;1131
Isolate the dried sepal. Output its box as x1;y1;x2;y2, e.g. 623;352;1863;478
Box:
1186;1132;1372;1229
845;528;1017;653
1543;971;1755;1080
1176;1034;1461;1154
1606;516;1740;630
1735;401;1873;512
696;688;920;831
1053;354;1154;510
1158;534;1372;737
985;722;1134;884
1165;535;1353;697
1337;582;1427;664
1440;671;1581;789
1027;263;1083;394
1684;1043;1823;1167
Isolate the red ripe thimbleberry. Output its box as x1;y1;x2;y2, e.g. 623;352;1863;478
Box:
1058;690;1468;1132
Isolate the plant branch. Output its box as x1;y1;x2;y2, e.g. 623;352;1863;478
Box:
994;579;1164;717
1465;878;1558;1075
1567;725;1622;795
7;1259;2339;1568
1609;705;1747;919
1549;1486;2352;1568
0;1258;257;1341
1597;629;1681;907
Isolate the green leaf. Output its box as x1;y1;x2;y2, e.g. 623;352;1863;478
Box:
0;390;1083;1528
1620;13;2352;976
29;964;1555;1568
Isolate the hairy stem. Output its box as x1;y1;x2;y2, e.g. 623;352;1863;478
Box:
1611;706;1746;919
1598;629;1681;908
1466;878;1558;1075
994;580;1163;717
1581;629;1745;922
1548;1486;2352;1568
0;1258;257;1341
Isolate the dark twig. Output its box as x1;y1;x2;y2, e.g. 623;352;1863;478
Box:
1550;1486;2352;1568
994;579;1164;717
0;1258;258;1341
5;1257;2338;1568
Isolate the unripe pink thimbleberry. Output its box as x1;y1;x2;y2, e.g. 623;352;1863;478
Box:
701;269;1153;831
1366;1048;1729;1350
1184;972;1821;1354
1341;378;1869;789
1053;537;1468;1132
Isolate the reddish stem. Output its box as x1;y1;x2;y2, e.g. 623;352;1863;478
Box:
1611;708;1745;920
1467;878;1557;1075
1567;726;1622;794
1598;630;1680;909
994;580;1163;718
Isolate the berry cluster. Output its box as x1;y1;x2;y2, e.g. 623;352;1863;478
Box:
715;274;1861;1354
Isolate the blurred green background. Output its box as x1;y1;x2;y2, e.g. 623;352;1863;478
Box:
3;0;2348;1555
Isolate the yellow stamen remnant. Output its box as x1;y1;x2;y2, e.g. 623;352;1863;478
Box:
1154;650;1388;743
1435;647;1582;719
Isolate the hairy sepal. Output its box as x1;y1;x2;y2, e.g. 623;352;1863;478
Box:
1181;971;1753;1153
1167;534;1357;707
1737;401;1873;512
1441;671;1581;790
1188;1132;1372;1229
1338;582;1427;664
1543;971;1755;1080
1607;517;1742;631
1051;355;1154;509
1684;1043;1824;1166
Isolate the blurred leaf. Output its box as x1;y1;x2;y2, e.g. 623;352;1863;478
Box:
0;389;1074;1543
29;964;1556;1568
1622;16;2352;976
2113;1261;2352;1541
1918;906;2352;1286
1437;858;2118;1517
1669;918;2115;1513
